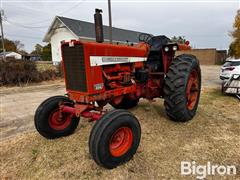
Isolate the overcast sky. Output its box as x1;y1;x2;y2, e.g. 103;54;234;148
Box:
1;0;239;52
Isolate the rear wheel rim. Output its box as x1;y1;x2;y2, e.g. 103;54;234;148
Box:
109;127;133;157
48;109;72;130
186;69;199;110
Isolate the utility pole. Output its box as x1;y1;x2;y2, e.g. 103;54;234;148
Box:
108;0;112;44
0;9;6;61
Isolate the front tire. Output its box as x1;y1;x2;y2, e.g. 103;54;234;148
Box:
163;54;201;122
34;96;80;139
89;109;141;169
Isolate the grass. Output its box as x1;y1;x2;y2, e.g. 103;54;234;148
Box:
0;88;239;179
36;63;56;73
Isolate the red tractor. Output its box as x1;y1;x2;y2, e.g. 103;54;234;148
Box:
34;10;201;169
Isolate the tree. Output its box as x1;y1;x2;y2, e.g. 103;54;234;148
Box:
18;50;28;56
229;10;240;58
0;38;16;52
0;38;25;53
31;43;51;61
31;44;43;55
171;36;187;44
14;40;24;52
41;43;52;61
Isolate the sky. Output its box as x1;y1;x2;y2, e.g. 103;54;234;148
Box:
1;0;240;53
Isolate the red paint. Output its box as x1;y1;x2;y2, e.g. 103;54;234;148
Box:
48;109;72;130
81;111;102;121
61;40;148;103
186;69;199;110
185;40;190;46
162;49;175;74
59;104;102;121
109;127;133;157
61;105;76;115
60;40;192;121
178;43;191;51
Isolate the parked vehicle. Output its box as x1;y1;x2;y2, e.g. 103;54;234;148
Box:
220;57;240;80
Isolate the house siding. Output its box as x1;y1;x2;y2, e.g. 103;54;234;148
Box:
50;27;78;65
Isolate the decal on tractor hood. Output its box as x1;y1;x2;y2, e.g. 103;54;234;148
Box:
90;56;147;66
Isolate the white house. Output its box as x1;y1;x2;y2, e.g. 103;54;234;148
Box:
43;16;145;65
0;51;22;60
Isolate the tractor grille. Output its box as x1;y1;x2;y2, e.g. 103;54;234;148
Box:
62;44;87;92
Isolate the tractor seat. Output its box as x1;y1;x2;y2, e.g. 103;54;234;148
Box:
148;36;170;52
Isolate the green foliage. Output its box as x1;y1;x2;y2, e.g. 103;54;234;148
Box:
229;10;240;58
31;44;43;55
31;43;52;61
41;44;52;61
31;149;38;161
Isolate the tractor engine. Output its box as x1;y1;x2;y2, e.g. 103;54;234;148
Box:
61;35;181;106
61;40;149;104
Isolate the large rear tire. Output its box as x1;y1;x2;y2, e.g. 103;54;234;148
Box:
34;96;80;139
163;54;201;122
89;109;141;169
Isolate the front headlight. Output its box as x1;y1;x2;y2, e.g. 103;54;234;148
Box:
164;46;169;52
173;46;178;51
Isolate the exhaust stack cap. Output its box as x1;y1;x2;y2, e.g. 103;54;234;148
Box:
95;8;102;13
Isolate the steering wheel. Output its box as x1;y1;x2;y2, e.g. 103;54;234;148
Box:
138;33;153;44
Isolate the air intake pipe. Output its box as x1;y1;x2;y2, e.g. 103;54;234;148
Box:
94;9;104;43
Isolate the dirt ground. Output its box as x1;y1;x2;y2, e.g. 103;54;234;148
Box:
0;65;239;179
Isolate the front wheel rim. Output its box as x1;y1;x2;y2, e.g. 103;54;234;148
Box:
186;69;200;110
109;127;133;157
48;109;72;130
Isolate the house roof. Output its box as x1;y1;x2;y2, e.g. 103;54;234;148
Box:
0;51;21;56
43;16;146;43
0;52;10;56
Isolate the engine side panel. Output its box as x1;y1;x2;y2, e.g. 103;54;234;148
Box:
61;40;149;102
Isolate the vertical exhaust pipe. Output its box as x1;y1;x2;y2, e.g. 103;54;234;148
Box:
108;0;113;44
94;9;104;43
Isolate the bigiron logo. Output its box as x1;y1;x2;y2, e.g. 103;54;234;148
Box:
181;161;237;179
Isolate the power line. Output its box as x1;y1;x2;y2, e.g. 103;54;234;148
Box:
4;19;49;29
5;33;43;40
3;19;46;33
12;0;87;26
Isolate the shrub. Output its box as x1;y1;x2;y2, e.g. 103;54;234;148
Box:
40;69;58;81
56;61;64;78
0;59;60;86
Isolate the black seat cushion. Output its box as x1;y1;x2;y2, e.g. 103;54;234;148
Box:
148;36;170;51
